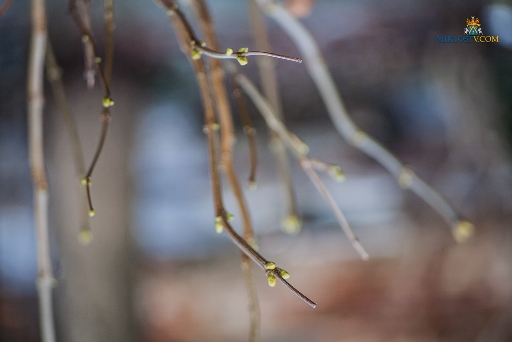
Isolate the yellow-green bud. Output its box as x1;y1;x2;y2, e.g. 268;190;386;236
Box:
81;177;88;186
398;167;414;189
238;47;249;53
79;229;93;245
191;48;201;60
267;274;277;287
102;97;114;108
265;261;276;270
452;220;475;243
94;57;102;63
248;181;257;191
226;213;235;221
226;48;234;56
331;165;345;182
89;209;95;217
81;35;89;43
200;41;206;47
215;221;223;234
279;269;290;279
237;56;248;66
281;215;302;235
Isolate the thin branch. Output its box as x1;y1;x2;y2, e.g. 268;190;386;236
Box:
76;0;96;88
234;70;369;260
188;1;261;338
28;0;56;340
233;85;258;187
104;0;114;86
0;0;14;18
158;0;316;308
248;0;300;233
254;0;474;242
69;0;114;217
45;44;92;242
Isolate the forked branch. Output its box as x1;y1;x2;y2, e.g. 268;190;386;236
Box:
255;0;474;243
233;70;369;260
157;0;316;308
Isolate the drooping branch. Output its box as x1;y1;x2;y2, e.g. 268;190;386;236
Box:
233;70;369;260
69;0;115;218
45;44;92;243
28;0;56;340
248;0;301;234
157;0;316;309
254;0;474;242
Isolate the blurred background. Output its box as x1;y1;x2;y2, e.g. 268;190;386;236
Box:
1;0;512;341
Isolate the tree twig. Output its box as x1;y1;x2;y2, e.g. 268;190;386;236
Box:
234;70;369;260
45;44;92;243
28;0;56;340
254;0;474;242
248;0;301;234
157;0;316;309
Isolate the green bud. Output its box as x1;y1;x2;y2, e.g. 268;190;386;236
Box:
331;165;345;182
226;48;234;56
279;269;290;279
267;274;277;287
191;48;201;60
265;261;276;270
452;220;475;243
102;97;114;108
281;215;302;235
237;56;248;66
89;209;95;217
79;229;93;245
238;47;249;53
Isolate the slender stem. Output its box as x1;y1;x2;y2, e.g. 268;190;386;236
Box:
233;85;258;186
28;0;56;340
69;0;115;216
158;0;316;308
45;44;91;236
76;0;95;88
248;0;300;228
234;70;369;260
188;2;261;339
104;0;114;86
255;0;468;238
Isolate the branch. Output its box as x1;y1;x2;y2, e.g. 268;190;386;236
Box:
28;0;56;340
255;0;474;242
45;44;92;243
248;0;301;234
233;70;369;260
69;0;114;218
157;0;316;308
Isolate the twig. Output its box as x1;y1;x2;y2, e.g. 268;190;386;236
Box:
69;0;114;217
187;1;261;339
76;0;95;88
157;0;316;309
45;44;92;243
28;0;56;340
248;0;301;234
254;0;474;242
234;70;369;260
104;0;114;86
233;85;258;187
0;0;14;18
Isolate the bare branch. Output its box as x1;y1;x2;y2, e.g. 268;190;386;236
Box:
254;0;474;242
28;0;56;340
234;70;369;260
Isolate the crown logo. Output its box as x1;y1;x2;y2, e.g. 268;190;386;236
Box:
464;16;482;36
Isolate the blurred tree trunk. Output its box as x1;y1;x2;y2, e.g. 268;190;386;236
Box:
49;78;136;342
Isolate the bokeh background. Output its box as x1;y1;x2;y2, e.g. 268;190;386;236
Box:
1;0;512;341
